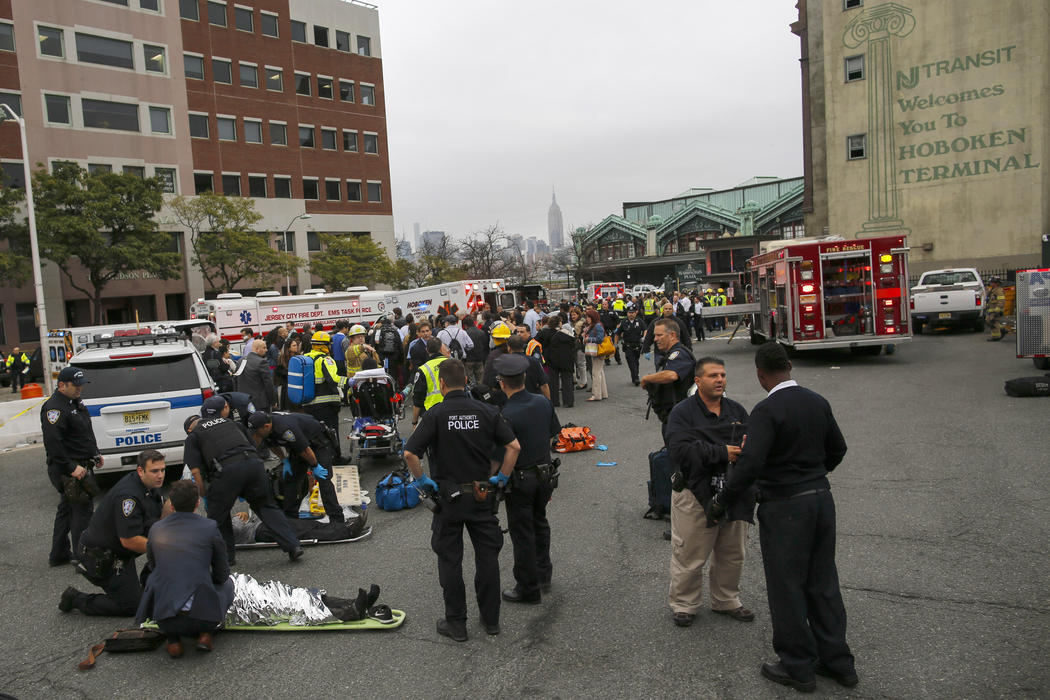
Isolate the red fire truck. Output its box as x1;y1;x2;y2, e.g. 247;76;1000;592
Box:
746;234;911;354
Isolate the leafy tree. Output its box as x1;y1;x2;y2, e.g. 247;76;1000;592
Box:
388;257;426;288
33;163;182;324
309;234;392;290
168;192;300;292
0;186;30;287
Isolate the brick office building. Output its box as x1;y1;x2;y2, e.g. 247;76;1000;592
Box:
0;0;393;350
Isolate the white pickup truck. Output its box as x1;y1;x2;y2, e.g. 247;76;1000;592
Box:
910;268;986;333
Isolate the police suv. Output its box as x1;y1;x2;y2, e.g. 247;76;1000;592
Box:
69;331;216;476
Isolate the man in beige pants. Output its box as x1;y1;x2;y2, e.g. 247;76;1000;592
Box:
664;357;757;627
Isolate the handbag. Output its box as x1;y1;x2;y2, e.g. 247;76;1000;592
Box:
584;342;599;357
597;336;615;357
78;628;166;670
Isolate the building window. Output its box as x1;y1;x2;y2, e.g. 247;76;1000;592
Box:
346;181;361;201
360;84;375;105
260;12;278;37
0;92;21;117
207;1;227;27
38;26;64;57
76;33;134;69
298;125;314;148
0;23;13;52
16;302;39;343
366;181;381;202
343;130;357;152
307;231;321;251
82;99;139;132
843;0;862;8
180;0;199;20
336;30;350;52
144;44;166;73
234;5;253;32
847;134;867;160
302;178;318;200
357;35;371;56
274;176;291;198
188;113;209;138
320;128;336;150
325;179;340;200
269;121;287;145
265;67;283;91
194;172;213;193
123;165;145;178
184;53;204;79
290;19;306;42
149;106;172;134
44;94;71;124
317;76;333;99
98;0;129;6
155;167;176;193
221;174;240;196
295;72;311;95
248;175;266;197
213;58;232;84
363;133;378;154
239;63;258;88
243;119;262;143
217;116;236;141
845;55;864;82
88;163;113;175
277;230;294;251
140;0;160;11
1;162;25;189
339;80;354;102
313;25;328;47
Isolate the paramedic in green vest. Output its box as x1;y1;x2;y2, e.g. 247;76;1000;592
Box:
410;337;449;429
303;331;348;463
642;295;657;325
612;296;626;318
6;346;30;393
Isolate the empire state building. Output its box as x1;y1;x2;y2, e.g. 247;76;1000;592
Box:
548;190;564;248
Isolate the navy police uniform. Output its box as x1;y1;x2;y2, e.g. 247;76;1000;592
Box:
41;371;99;566
496;354;562;602
219;391;256;427
71;470;162;616
184;409;300;563
259;412;343;522
614;315;647;384
404;389;516;628
650;341;695;426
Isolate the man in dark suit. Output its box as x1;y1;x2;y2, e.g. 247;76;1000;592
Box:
236;339;277;411
135;480;235;658
710;342;856;693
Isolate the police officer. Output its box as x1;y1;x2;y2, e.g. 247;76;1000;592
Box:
403;359;521;642
494;354;561;604
303;331;348;463
411;337;449;428
248;410;343;522
184;396;303;564
985;276;1007;341
219;391;256;428
640;318;696;439
614;305;647;385
59;449;166;616
42;366;100;567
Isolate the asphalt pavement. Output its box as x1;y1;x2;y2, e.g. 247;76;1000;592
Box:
1;329;1047;699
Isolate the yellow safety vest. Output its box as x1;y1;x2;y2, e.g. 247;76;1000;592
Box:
307;351;344;404
421;357;447;410
612;299;625;312
716;294;728;306
643;298;655;314
525;338;543;363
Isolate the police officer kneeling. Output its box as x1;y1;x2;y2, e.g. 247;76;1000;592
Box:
59;449;166;616
248;411;344;523
403;359;521;642
184;396;303;564
494;353;561;604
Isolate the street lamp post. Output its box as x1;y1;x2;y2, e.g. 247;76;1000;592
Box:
0;104;51;393
282;212;311;294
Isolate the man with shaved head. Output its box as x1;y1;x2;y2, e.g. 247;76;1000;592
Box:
237;339;277;411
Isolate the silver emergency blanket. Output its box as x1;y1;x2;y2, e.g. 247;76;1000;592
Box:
226;572;336;626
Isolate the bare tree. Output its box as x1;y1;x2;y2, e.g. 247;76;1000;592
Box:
417;235;465;285
459;224;510;279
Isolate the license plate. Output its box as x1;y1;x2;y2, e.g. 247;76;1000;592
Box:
938;312;952;319
123;410;150;425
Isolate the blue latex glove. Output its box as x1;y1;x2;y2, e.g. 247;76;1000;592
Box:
312;464;329;480
415;474;439;493
489;471;510;488
644;352;652;361
281;458;292;478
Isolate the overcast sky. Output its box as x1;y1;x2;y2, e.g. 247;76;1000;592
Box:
378;0;803;244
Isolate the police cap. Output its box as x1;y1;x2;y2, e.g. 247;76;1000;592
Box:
493;353;530;377
57;366;89;385
202;396;227;416
247;411;271;431
183;415;200;433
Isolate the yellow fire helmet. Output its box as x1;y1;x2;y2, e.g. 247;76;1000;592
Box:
491;323;512;341
311;331;331;353
349;324;367;337
717;288;725;293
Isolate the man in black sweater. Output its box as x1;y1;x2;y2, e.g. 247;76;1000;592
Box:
711;342;856;693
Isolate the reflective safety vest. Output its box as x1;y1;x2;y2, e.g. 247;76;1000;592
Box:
525;338;543;363
306;350;344;405
5;352;28;369
612;299;625;313
421;357;447;410
716;294;728;307
642;298;656;315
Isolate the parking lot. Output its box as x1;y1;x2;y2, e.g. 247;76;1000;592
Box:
1;329;1046;699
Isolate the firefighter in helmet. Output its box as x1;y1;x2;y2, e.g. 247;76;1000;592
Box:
303;331;348;462
985;276;1006;341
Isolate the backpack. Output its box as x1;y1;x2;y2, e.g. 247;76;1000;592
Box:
643;448;672;520
446;329;466;360
375;470;421;511
286;354;315;405
1004;375;1050;397
553;423;596;453
379;326;401;355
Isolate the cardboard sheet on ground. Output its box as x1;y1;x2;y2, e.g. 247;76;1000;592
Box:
141;610;405;632
332;465;364;506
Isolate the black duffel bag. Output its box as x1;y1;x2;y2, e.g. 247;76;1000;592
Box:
1004;375;1050;397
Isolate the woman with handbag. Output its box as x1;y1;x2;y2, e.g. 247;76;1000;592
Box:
584;309;610;401
570;308;588;390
